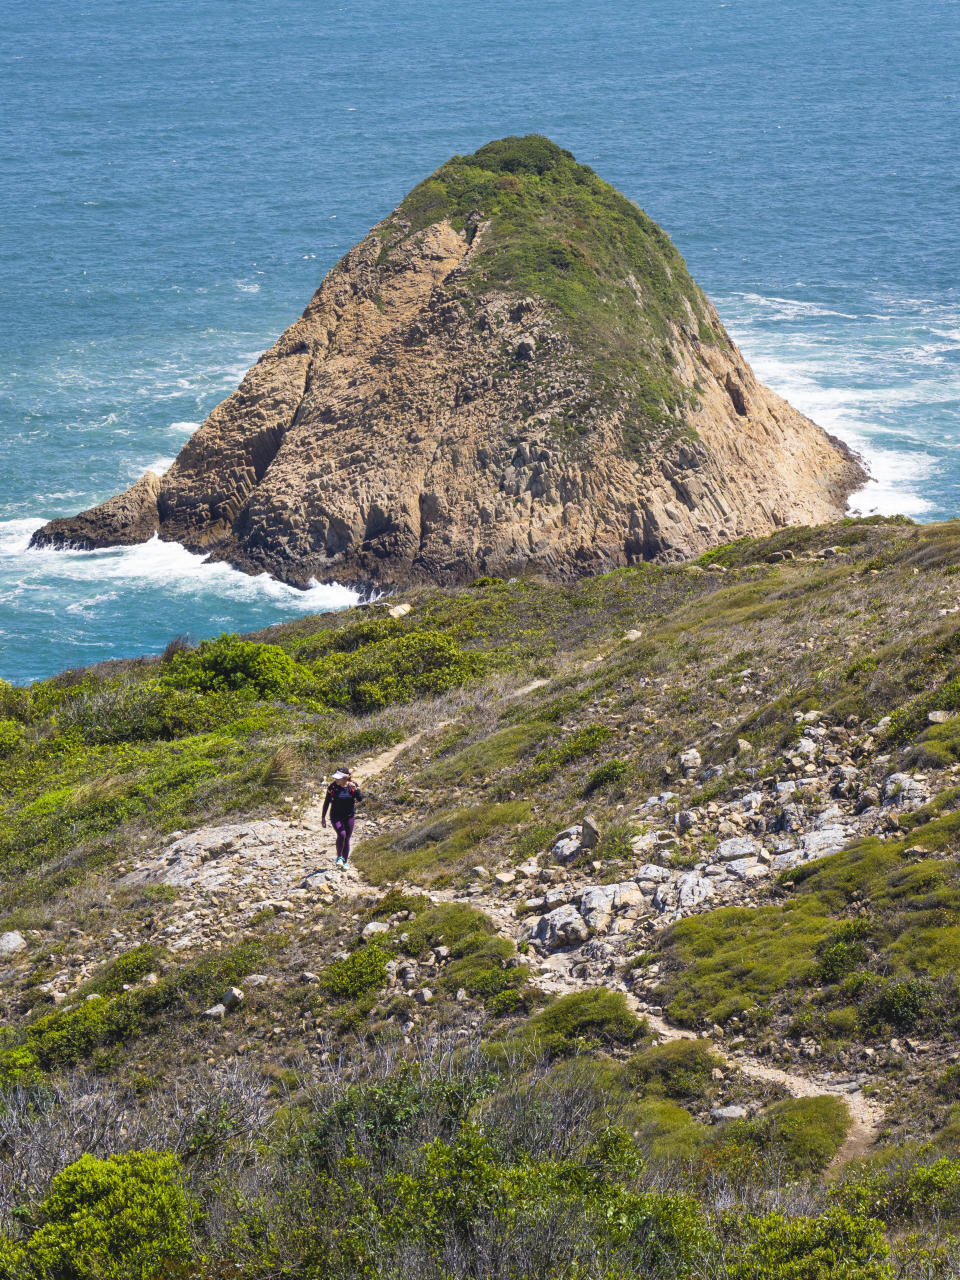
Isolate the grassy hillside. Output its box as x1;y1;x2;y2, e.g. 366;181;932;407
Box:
6;514;960;1275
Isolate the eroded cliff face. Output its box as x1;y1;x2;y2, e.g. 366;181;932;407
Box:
33;138;865;587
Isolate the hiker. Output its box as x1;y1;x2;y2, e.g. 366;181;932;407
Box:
321;768;362;868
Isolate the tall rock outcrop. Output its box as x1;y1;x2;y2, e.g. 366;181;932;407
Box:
33;136;865;586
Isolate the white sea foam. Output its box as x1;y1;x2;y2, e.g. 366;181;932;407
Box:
718;294;956;520
168;420;201;434
0;518;45;556
17;530;360;612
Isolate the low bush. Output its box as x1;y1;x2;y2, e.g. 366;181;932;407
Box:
724;1206;889;1280
162;635;309;700
311;629;483;712
627;1038;721;1101
440;935;528;1005
0;720;24;758
0;1150;195;1280
519;989;644;1057
727;1095;851;1176
320;945;391;1001
398;902;496;956
657;900;833;1027
583;757;629;795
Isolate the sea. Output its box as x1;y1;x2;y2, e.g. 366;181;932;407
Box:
1;0;958;684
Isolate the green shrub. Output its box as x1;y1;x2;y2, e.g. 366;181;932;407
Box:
857;975;941;1032
0;679;30;721
320;945;391;1001
2;1151;195;1280
0;1044;42;1088
85;945;162;996
162;635;305;698
56;680;248;744
18;942;264;1072
815;921;871;984
726;1206;889;1279
658;900;833;1026
520;989;644;1056
440;935;527;1005
728;1096;851;1176
311;629;483;712
0;719;24;758
397;902;496;956
583;758;629;795
835;1154;960;1224
627;1038;721;1101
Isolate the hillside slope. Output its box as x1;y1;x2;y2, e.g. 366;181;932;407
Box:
9;515;960;1275
32;136;864;587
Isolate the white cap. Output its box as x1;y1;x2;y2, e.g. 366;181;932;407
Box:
332;770;349;780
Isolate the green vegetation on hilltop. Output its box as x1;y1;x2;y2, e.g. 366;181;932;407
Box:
387;134;716;455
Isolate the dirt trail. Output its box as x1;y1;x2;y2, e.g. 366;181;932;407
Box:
316;705;884;1165
425;883;883;1166
128;691;882;1166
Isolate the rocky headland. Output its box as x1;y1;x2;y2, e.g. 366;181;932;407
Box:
32;136;864;588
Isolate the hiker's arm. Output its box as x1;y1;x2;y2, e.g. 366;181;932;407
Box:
354;787;363;804
321;789;331;823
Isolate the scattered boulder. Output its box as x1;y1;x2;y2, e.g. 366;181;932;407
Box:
883;772;928;810
362;921;390;939
533;904;590;950
0;931;26;956
581;816;600;849
711;1104;748;1122
222;986;244;1011
679;748;702;777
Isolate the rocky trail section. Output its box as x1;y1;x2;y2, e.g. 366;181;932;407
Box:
31;137;864;587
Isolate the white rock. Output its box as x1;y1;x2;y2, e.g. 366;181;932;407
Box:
534;904;590;950
882;772;928;810
203;1004;226;1020
635;864;674;883
679;748;702;776
771;851;802;872
362;921;390;939
928;710;952;724
580;885;617;914
388;602;412;618
711;1104;748;1122
716;836;760;862
414;988;433;1005
677;873;715;909
795;737;818;757
222;986;244;1011
799;826;847;861
729;860;770;882
0;931;27;956
494;870;516;886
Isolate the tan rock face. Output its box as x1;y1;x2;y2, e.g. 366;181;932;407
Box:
32;142;864;588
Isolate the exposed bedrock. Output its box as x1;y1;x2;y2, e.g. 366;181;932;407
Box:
32;137;865;587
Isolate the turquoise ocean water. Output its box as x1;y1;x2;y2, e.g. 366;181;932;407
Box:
1;0;958;683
